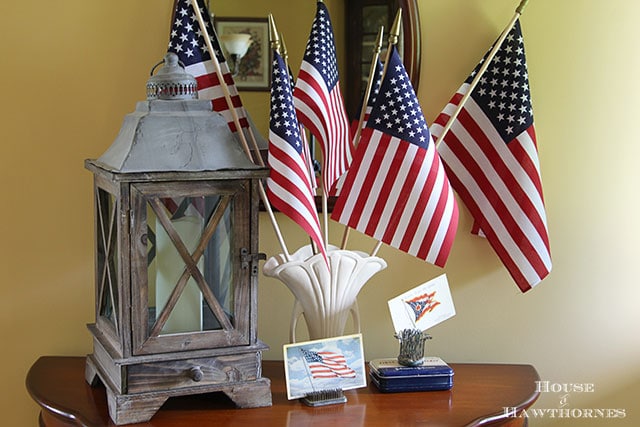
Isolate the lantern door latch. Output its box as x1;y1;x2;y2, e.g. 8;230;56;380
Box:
241;248;266;276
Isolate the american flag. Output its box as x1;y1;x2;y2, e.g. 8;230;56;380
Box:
431;20;551;292
293;1;352;194
168;0;249;133
331;46;459;268
300;348;356;379
405;291;440;322
338;58;383;196
288;65;318;191
267;51;326;260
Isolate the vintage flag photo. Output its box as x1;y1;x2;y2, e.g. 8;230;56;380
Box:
283;334;366;400
387;274;456;333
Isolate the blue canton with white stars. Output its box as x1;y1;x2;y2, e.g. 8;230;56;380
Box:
367;46;431;149
366;59;384;107
468;20;533;143
271;52;303;153
168;0;224;66
300;348;323;363
303;2;339;90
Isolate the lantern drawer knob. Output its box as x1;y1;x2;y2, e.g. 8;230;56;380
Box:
189;366;204;382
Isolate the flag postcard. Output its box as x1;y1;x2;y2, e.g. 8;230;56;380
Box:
283;334;366;400
387;274;456;333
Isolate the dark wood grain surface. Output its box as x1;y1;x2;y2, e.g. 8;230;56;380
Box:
27;356;539;427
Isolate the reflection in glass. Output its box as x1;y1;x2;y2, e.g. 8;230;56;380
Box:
362;5;388;33
359;5;390;102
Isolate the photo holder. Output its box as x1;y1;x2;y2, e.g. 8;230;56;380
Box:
395;328;432;367
301;388;347;407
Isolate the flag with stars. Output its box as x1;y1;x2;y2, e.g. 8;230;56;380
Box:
294;1;352;194
338;57;384;196
168;0;248;133
332;46;459;267
267;51;326;260
300;348;356;379
288;65;318;192
405;291;440;323
431;20;551;293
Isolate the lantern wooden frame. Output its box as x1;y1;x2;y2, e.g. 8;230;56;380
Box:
84;162;272;425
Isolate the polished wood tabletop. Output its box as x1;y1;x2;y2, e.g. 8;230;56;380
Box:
27;356;539;427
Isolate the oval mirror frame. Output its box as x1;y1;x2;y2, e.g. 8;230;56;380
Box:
399;0;421;91
344;0;421;120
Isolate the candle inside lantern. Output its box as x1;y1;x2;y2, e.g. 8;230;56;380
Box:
155;215;204;334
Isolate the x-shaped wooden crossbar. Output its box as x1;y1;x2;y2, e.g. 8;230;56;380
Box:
148;195;234;337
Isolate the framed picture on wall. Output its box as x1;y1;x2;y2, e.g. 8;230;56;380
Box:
215;17;271;91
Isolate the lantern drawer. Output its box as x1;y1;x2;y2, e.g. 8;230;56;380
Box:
126;353;260;394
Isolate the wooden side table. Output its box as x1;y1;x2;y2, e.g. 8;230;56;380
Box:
26;356;539;426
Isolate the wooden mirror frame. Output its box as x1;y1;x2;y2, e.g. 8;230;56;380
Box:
344;0;421;120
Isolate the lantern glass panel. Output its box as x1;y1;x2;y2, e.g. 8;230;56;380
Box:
96;188;119;329
145;195;235;336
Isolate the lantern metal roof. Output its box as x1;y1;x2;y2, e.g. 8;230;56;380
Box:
94;52;261;174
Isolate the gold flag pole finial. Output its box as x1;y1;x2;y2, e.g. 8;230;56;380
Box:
516;0;530;15
389;8;403;46
268;14;281;53
376;25;385;49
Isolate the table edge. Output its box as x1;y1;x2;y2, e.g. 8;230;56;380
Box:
27;357;541;427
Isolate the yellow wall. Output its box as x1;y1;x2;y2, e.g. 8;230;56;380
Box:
1;1;638;426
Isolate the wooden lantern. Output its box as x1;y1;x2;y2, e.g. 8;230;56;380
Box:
84;53;271;425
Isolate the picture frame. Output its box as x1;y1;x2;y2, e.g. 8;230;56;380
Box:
214;17;271;91
283;334;367;400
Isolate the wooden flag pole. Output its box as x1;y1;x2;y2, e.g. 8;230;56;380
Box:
245;124;266;167
370;240;383;257
201;11;264;167
191;0;291;261
340;26;385;250
369;9;403;258
190;0;254;162
433;0;530;149
353;27;385;154
322;182;330;250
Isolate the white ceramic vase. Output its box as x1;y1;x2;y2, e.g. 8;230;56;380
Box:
263;245;387;341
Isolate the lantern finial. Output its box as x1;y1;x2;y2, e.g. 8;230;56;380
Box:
146;52;198;100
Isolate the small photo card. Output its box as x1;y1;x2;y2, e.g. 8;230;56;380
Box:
387;274;456;333
283;334;367;400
